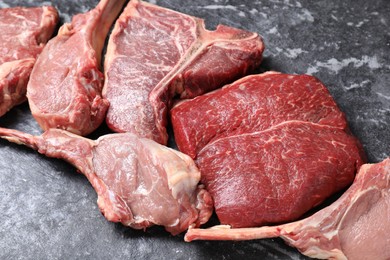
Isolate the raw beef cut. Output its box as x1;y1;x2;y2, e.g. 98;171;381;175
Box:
185;158;390;260
171;72;366;228
0;127;213;235
0;6;58;117
27;0;126;136
171;72;349;159
103;0;264;144
196;121;365;228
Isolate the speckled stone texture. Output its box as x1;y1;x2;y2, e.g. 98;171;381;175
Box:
0;0;388;259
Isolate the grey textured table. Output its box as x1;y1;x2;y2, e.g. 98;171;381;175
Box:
0;0;389;259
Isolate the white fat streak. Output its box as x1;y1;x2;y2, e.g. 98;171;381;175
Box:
144;139;200;199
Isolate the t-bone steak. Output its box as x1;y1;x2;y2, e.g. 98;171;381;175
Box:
185;158;390;260
0;127;213;235
27;0;126;136
171;72;366;228
0;6;58;117
102;0;264;144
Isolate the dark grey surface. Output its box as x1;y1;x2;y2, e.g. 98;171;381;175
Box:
0;0;389;259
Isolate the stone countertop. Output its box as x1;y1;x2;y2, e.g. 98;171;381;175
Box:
0;0;388;259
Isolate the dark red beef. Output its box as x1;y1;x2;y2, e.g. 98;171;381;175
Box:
196;121;365;228
170;72;366;228
171;72;348;159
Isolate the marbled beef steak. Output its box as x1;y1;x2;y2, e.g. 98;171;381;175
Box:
0;6;58;117
171;71;349;159
103;0;264;144
185;158;390;260
171;72;366;227
0;127;213;235
27;0;126;136
196;121;365;227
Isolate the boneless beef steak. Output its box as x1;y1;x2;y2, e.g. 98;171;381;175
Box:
0;127;213;235
171;72;366;227
185;158;390;260
197;121;364;227
171;71;349;158
0;6;58;117
103;0;264;144
27;0;126;136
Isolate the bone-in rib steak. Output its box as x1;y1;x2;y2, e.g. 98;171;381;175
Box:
185;158;390;260
171;72;366;228
27;0;126;136
0;6;58;117
103;0;264;144
0;127;213;235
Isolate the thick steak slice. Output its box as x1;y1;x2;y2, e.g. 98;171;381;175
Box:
27;0;126;136
185;158;390;260
0;6;58;117
196;121;365;228
0;127;213;235
103;0;264;144
171;72;348;159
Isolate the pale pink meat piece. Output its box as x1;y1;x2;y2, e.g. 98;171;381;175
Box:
0;6;58;117
0;127;213;235
27;0;126;136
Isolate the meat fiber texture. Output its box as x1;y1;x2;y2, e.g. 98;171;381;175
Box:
0;6;58;117
103;0;264;144
27;0;126;136
0;127;213;235
171;72;366;228
185;158;390;260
